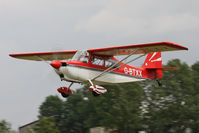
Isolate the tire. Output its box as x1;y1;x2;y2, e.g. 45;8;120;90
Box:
92;91;100;97
61;93;69;98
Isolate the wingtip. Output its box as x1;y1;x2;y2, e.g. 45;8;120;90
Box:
163;41;188;51
9;53;21;58
9;54;14;57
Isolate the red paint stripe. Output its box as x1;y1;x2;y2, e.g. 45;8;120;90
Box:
9;50;77;57
88;42;188;53
95;87;106;90
94;90;103;94
66;61;148;78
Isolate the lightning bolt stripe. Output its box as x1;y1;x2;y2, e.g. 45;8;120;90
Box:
149;52;157;61
151;57;162;62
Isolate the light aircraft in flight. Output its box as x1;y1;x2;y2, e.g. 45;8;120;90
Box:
9;42;188;98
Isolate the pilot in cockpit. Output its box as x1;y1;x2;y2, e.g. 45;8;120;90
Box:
80;52;89;63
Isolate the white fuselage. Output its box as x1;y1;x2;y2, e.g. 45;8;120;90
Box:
57;64;145;85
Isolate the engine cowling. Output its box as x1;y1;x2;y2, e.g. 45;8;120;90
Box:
89;85;107;95
57;87;74;98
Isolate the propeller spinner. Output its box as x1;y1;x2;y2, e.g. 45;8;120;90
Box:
50;60;61;69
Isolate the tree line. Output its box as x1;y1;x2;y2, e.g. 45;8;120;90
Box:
0;120;17;133
2;59;199;133
33;59;199;133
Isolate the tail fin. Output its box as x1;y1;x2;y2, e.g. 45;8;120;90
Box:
142;52;163;79
143;52;162;69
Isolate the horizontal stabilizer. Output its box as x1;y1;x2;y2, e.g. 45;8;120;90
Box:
162;67;180;70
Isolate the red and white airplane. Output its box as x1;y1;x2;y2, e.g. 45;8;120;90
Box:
9;42;188;97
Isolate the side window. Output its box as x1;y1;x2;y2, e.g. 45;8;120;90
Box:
92;56;104;66
105;58;119;68
80;56;89;63
105;59;114;68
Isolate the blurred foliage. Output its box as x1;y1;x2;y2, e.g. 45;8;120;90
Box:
38;83;144;133
0;120;17;133
0;120;11;133
33;117;59;133
38;59;199;133
143;59;199;133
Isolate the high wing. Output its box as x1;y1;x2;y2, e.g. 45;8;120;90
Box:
9;50;77;61
88;42;188;56
9;42;188;61
90;42;188;81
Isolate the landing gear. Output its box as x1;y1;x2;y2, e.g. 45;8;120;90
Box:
61;92;69;98
57;82;74;98
92;91;100;97
88;80;107;96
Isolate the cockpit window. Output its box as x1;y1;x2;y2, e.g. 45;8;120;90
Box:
92;56;104;66
72;50;89;63
80;56;89;63
105;58;119;68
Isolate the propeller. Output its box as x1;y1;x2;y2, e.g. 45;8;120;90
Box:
38;46;66;86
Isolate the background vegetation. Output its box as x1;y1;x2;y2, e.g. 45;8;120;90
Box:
35;59;199;133
1;59;199;133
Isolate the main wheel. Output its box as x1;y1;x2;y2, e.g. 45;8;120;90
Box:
92;91;100;97
61;93;69;98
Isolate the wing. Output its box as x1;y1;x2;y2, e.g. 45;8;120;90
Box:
9;42;188;61
9;50;77;61
88;42;188;56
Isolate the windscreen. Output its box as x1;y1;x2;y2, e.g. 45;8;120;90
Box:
72;50;89;63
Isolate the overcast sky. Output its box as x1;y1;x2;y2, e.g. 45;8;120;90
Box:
0;0;198;130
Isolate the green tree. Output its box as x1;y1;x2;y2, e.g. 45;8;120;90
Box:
38;95;64;130
38;59;199;133
143;59;198;132
189;61;199;132
33;117;59;133
60;93;89;133
38;82;144;133
85;83;144;133
0;120;11;133
39;95;64;119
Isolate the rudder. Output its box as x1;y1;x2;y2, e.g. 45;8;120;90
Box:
142;52;163;79
142;52;162;69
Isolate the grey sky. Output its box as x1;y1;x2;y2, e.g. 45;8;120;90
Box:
0;0;198;129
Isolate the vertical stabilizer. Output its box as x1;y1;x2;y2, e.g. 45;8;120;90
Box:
142;52;162;69
142;52;163;79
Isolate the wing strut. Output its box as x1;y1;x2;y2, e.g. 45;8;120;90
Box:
107;53;146;73
91;49;139;81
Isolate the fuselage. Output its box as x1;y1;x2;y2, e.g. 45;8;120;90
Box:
55;57;148;85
